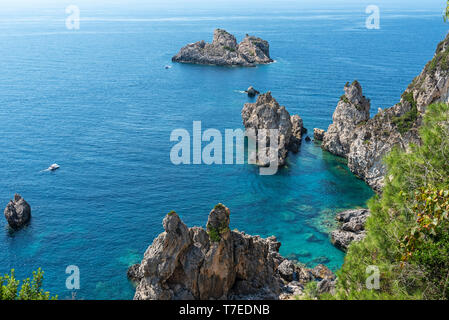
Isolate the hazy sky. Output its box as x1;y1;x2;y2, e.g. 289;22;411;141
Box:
2;0;446;10
0;0;446;16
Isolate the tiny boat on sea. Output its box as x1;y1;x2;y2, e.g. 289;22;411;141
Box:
47;163;60;171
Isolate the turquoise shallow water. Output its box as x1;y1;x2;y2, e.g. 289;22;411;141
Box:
0;1;448;299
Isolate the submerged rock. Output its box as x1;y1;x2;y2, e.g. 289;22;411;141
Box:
331;209;370;251
172;29;273;67
132;204;331;300
4;194;31;229
322;32;449;192
241;92;305;167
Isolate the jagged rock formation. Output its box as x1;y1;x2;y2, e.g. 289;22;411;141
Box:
4;194;31;229
313;128;325;141
321;33;449;192
331;209;370;251
132;204;334;300
172;29;273;67
322;81;371;158
241;92;305;167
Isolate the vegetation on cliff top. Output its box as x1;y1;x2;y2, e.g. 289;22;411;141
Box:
329;103;449;300
0;268;57;300
392;91;419;134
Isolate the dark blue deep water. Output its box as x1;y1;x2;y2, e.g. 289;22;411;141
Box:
0;0;448;299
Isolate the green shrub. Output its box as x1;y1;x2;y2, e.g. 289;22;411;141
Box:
0;268;57;300
392;92;418;134
301;281;318;300
340;95;349;104
425;50;449;73
207;228;221;242
332;103;449;300
223;46;235;52
401;188;449;299
214;203;225;210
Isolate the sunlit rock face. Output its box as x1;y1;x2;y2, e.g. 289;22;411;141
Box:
321;32;449;192
172;29;273;67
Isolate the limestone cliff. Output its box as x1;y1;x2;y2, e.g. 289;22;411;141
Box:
322;81;371;158
322;32;449;192
172;29;273;67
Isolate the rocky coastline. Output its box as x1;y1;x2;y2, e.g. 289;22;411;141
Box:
318;33;449;192
172;29;273;67
130;204;335;300
330;209;370;251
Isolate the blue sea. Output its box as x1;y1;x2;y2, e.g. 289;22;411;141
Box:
0;0;447;299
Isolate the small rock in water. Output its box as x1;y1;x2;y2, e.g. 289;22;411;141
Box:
305;233;322;243
4;194;31;229
245;86;260;97
307;256;331;267
305;136;311;142
286;250;311;260
313;128;325;141
172;29;273;67
241;92;305;167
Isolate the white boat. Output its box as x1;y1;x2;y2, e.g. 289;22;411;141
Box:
48;163;60;171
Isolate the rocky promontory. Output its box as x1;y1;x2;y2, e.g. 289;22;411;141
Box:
241;92;305;167
331;209;370;251
4;194;31;229
172;29;273;67
131;204;334;300
322;81;371;158
321;32;449;192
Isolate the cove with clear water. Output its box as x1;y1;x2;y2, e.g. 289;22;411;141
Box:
0;1;448;299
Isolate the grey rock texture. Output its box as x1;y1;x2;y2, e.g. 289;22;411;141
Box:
313;128;325;141
172;29;273;67
322;81;371;158
132;204;333;300
241;92;305;167
127;263;143;282
246;86;260;97
322;33;449;192
331;209;370;251
4;194;31;229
